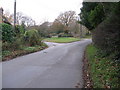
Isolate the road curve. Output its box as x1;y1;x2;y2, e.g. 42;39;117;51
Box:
2;39;92;88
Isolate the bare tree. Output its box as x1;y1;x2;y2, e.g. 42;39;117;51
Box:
16;12;23;25
69;19;80;37
56;11;77;33
50;19;65;34
20;15;35;27
37;21;51;37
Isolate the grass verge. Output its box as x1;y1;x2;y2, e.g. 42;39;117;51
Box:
2;43;48;61
85;44;119;88
44;37;80;43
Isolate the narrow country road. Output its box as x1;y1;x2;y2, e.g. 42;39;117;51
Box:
2;39;92;88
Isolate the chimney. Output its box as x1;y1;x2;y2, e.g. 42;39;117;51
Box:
0;7;3;23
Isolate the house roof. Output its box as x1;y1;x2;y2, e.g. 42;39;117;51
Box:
0;7;11;25
2;16;11;25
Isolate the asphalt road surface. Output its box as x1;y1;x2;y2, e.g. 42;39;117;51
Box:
2;39;92;88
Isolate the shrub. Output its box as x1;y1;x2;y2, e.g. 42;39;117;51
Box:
23;29;41;46
2;39;21;51
0;23;14;42
92;5;120;59
15;24;26;36
58;33;73;37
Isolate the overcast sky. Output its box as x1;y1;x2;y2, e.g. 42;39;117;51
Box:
0;0;83;24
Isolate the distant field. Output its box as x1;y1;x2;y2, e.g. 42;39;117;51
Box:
44;37;80;43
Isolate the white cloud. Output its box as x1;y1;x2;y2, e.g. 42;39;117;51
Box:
0;0;83;24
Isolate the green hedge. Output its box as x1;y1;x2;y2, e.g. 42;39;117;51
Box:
0;23;14;42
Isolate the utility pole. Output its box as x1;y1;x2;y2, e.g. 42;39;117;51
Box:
14;0;16;30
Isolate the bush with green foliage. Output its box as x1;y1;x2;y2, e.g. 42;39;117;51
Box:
2;38;21;51
88;4;105;28
80;2;120;60
23;29;41;46
80;3;120;88
80;2;98;30
92;3;120;60
0;23;14;42
15;23;26;35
